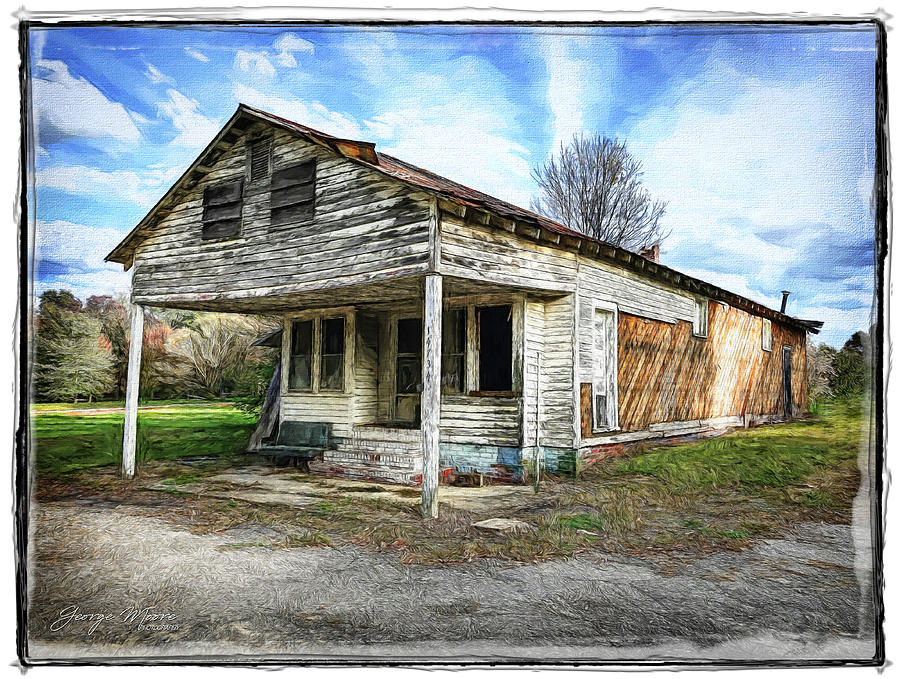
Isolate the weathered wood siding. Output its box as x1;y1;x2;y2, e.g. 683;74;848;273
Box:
540;295;576;449
439;218;578;292
280;393;352;439
576;256;696;331
439;395;521;446
132;125;433;305
521;297;545;450
616;304;807;432
353;312;380;425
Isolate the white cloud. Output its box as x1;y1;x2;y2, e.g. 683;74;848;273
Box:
145;63;175;86
541;37;585;154
156;89;221;148
36;164;182;209
184;47;209;63
326;44;536;208
539;33;617;157
233;83;365;140
274;33;314;68
32;220;132;299
620;51;875;345
234;50;276;78
32;59;141;145
680;268;783;310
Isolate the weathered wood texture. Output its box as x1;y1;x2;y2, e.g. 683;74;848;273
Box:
121;304;144;479
131;124;433;307
615;304;807;432
439;217;578;293
576;256;696;329
280;393;352;439
353;312;380;425
579;383;593;439
540;295;576;448
246;361;281;451
439;395;520;446
421;274;442;518
521;297;545;450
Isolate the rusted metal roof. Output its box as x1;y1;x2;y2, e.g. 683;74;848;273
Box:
106;104;822;334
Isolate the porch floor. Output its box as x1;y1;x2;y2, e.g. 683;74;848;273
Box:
142;465;533;513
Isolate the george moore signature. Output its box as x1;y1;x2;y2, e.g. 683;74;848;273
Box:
50;605;179;635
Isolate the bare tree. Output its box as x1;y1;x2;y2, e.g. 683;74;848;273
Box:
169;314;277;398
531;134;669;252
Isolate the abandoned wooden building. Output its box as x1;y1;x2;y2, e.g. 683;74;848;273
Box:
106;104;822;515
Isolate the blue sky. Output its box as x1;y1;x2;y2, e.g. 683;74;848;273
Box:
27;22;877;346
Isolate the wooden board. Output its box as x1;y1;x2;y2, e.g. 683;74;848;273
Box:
616;303;807;432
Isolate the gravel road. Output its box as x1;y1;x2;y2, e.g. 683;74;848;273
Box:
26;500;877;664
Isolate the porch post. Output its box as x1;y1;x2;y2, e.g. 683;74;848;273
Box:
121;303;145;479
421;274;442;518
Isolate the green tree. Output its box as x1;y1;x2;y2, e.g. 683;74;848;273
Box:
827;330;872;400
33;302;115;402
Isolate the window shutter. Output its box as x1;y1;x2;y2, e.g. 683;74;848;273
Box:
201;180;243;240
271;160;316;226
249;139;270;182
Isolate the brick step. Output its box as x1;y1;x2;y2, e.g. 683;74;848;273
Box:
309;460;420;486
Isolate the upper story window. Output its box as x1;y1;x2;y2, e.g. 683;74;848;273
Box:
271;160;316;226
762;318;773;352
248;137;271;182
692;298;709;338
201;180;243;241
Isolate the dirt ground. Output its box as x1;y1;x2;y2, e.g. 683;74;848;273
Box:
26;470;877;664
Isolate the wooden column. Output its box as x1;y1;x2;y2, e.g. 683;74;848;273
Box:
421;274;442;519
121;303;145;479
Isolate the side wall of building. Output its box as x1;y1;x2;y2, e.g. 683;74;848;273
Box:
576;301;807;455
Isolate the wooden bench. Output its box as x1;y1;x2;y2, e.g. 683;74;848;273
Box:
258;421;332;471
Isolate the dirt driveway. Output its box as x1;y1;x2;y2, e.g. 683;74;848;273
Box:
27;488;876;663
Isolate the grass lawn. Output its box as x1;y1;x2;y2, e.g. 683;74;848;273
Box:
31;398;231;412
33;399;867;565
31;404;257;477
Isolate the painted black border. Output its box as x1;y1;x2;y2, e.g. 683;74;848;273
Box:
15;16;888;669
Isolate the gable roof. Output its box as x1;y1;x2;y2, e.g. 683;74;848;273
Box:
106;103;822;334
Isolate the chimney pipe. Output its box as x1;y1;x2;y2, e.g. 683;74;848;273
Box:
780;290;790;314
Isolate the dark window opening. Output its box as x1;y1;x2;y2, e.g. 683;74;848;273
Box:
442;308;466;394
249;138;271;182
202;180;243;240
271;160;316;226
288;319;313;390
395;317;422;424
396;318;422;394
594;394;608;429
320;317;345;391
477;305;512;392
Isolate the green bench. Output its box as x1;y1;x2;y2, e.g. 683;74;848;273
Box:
258;421;332;471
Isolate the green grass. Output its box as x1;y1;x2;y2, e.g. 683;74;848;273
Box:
34;399;866;565
31;398;231;412
32;404;257;477
615;401;863;493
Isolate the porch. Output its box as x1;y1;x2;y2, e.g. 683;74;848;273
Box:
121;272;570;517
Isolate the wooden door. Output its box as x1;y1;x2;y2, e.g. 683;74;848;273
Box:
782;346;793;418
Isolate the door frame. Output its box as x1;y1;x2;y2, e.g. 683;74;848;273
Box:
782;345;793;418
